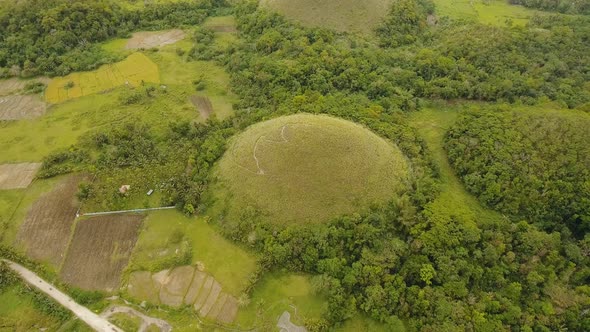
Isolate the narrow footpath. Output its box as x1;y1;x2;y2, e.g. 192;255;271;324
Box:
3;259;122;332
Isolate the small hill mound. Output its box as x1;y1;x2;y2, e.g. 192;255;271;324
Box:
445;109;590;235
259;0;393;34
212;113;410;225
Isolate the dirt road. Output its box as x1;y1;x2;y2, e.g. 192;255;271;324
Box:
3;259;122;332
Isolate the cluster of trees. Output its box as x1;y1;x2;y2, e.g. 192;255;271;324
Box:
445;109;590;236
224;3;589;109
510;0;590;14
0;0;225;77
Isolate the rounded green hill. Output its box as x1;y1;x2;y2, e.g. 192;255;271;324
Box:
211;113;410;225
259;0;393;34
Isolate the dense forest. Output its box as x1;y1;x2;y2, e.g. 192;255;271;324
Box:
445;109;590;236
0;0;224;76
2;0;590;331
509;0;590;15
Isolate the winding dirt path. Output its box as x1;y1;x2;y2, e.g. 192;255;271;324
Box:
3;259;122;332
100;305;172;332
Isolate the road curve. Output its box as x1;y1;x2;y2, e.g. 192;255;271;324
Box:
3;259;122;332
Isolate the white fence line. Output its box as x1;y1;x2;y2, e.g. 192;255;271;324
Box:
78;206;176;217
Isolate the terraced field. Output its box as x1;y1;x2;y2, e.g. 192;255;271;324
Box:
45;53;160;103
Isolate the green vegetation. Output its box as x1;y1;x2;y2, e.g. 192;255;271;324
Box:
259;0;393;34
510;0;590;14
445;107;590;235
1;0;589;330
212;113;409;225
235;273;327;329
432;0;548;26
129;210;257;295
0;0;221;77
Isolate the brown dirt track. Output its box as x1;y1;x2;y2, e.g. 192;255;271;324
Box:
16;175;83;266
125;29;186;49
0;163;41;189
0;95;47;120
60;214;144;291
190;95;214;119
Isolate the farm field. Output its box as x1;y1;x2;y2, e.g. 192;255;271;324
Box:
125;29;186;49
259;0;393;34
60;214;144;291
45;53;160;104
16;174;85;267
432;0;547;26
0;163;40;190
0;95;46;120
129;210;258;297
0;77;50;96
211;113;410;225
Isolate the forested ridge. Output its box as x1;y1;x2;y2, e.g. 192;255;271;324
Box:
1;0;589;330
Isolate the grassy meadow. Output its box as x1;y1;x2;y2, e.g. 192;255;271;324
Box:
211;113;410;225
0;286;63;331
128;210;258;296
433;0;547;26
235;273;326;329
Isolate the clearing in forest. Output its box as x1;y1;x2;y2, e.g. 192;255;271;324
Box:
212;113;410;225
259;0;393;33
60;214;144;291
127;266;239;324
125;29;186;49
432;0;547;26
16;174;84;266
45;53;160;104
0;163;41;190
0;95;46;120
190;95;214;119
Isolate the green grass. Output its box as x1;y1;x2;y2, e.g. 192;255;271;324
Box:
433;0;548;26
408;102;507;229
235;273;326;330
0;286;63;331
129;210;258;296
259;0;393;34
211;113;410;225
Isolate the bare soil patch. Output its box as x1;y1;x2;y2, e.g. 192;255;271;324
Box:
190;95;214;120
0;163;41;189
128;271;160;304
159;266;195;307
60;214;144;291
198;280;221;316
126;29;186;49
184;270;207;305
206;292;228;320
0;95;46;120
0;77;50;96
217;295;239;324
16;174;83;266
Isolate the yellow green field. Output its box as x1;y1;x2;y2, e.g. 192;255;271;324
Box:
433;0;547;26
45;53;160;103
